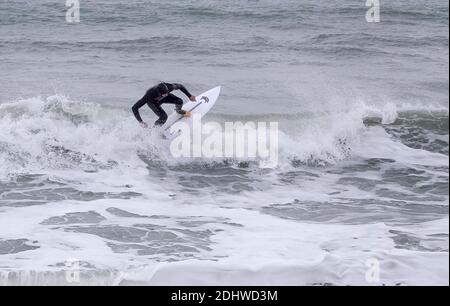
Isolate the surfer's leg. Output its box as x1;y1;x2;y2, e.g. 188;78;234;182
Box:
161;94;186;115
147;102;168;126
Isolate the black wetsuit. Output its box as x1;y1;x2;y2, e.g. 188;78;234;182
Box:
132;83;193;126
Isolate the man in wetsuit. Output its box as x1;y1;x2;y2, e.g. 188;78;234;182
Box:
132;82;197;128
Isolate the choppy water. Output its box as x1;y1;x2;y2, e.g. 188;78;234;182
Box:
0;0;448;285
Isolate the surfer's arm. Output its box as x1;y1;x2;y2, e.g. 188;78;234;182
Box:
131;99;146;123
171;83;193;98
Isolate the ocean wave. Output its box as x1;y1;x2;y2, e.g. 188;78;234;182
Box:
0;37;195;53
0;94;448;178
0;96;154;177
309;33;448;49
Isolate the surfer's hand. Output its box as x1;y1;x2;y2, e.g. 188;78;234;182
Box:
140;121;148;129
184;111;192;118
189;96;197;102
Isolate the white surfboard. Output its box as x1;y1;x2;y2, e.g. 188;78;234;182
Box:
160;86;221;139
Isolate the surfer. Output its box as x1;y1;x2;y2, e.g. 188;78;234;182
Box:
132;82;197;128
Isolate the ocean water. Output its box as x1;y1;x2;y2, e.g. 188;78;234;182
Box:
0;0;448;285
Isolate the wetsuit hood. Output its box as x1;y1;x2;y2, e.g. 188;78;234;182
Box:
157;83;169;95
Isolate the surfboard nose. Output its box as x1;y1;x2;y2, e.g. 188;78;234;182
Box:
209;86;221;99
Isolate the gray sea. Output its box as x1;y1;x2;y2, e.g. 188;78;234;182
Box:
0;0;448;285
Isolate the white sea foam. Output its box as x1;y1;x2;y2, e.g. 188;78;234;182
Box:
2;94;441;176
0;95;448;286
0;198;447;286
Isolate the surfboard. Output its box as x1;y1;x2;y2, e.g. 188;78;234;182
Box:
160;86;221;139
